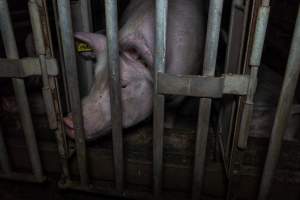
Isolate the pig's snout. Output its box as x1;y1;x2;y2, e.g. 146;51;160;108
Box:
63;116;75;139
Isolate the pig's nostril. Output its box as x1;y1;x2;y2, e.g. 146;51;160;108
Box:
122;84;127;89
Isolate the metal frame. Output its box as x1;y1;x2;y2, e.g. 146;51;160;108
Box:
0;0;44;183
0;0;68;185
57;0;89;187
1;0;300;199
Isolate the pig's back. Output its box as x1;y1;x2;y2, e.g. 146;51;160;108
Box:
120;0;205;75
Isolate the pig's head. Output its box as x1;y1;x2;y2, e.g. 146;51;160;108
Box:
63;32;153;140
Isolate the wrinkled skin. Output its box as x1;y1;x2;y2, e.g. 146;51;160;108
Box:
64;0;205;140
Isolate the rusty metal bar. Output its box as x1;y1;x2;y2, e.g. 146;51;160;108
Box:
238;2;270;149
222;0;250;158
104;0;124;192
257;5;300;200
57;0;89;186
0;126;11;174
192;0;224;199
153;0;168;197
30;0;71;182
0;0;44;181
51;0;71;112
28;0;57;130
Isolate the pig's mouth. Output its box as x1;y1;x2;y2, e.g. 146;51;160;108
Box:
63;117;75;139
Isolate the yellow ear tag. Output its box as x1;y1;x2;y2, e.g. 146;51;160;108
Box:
76;42;93;52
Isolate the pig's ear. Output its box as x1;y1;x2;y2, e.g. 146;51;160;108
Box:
75;32;107;55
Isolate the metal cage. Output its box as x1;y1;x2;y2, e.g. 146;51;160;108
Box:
0;0;299;200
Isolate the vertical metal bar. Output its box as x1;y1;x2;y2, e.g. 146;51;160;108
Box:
29;0;71;181
57;0;89;186
153;0;168;197
104;0;124;192
71;0;94;96
0;126;11;174
222;0;251;158
192;0;224;199
226;1;263;199
79;0;94;95
0;0;44;181
238;2;270;149
52;0;71;112
28;0;57;130
257;5;300;200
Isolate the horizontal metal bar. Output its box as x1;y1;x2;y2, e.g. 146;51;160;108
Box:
0;172;46;183
157;73;249;98
0;57;58;78
104;0;124;192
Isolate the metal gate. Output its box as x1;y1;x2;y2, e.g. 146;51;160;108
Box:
0;0;300;200
0;0;63;183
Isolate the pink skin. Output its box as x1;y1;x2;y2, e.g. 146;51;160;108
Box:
64;33;153;140
64;0;205;140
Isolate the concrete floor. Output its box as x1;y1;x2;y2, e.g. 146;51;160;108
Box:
0;179;122;200
0;179;225;200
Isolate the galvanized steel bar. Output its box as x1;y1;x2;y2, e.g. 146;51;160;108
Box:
238;3;270;149
0;57;59;77
222;0;250;158
57;0;89;186
192;0;224;199
104;0;124;192
157;73;249;97
51;0;71;112
0;0;44;181
257;5;300;200
28;0;57;130
153;0;168;197
0;126;11;174
79;0;94;95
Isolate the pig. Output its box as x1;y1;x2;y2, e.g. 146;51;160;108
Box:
63;0;205;140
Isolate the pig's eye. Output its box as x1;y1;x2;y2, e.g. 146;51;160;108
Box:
126;48;139;60
122;83;128;89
